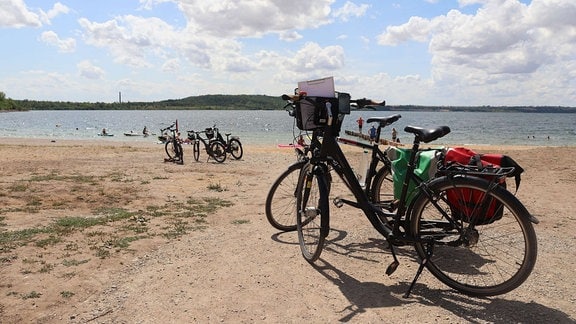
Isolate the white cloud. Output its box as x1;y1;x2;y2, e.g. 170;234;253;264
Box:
79;15;176;68
40;2;70;24
40;30;76;53
177;0;333;38
0;0;42;27
376;0;576;105
279;31;303;42
291;42;345;72
161;58;181;73
332;1;370;22
77;60;105;79
138;0;174;10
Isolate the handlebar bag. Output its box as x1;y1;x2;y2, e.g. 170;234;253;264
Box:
295;96;339;131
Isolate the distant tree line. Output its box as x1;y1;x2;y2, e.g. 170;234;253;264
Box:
2;91;575;113
0;92;19;111
10;94;285;111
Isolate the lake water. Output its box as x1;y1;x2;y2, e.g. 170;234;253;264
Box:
1;110;575;146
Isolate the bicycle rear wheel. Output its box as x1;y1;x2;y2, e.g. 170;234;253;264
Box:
410;176;537;296
296;162;329;263
165;140;182;163
370;164;395;210
265;161;305;232
230;138;243;160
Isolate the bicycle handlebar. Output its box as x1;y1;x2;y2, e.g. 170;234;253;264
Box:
281;94;386;111
161;123;176;132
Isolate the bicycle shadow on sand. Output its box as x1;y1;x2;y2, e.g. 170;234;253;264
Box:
272;228;572;323
311;252;572;323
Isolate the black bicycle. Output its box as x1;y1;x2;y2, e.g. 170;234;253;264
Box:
265;95;391;232
162;123;183;164
187;128;226;163
289;92;538;298
209;125;243;160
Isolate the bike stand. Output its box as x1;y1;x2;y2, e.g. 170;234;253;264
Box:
404;242;433;298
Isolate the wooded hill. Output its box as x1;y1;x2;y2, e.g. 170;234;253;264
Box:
4;94;576;113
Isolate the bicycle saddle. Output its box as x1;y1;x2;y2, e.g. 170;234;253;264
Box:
404;125;451;143
366;114;401;127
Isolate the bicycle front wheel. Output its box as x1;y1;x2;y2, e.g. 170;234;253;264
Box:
230;138;243;160
265;161;306;232
410;176;537;296
296;162;329;263
165;140;176;159
193;141;200;161
209;141;227;163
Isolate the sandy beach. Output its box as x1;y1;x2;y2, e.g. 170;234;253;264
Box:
0;137;575;323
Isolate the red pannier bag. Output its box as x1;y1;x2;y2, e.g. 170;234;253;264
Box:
443;147;524;225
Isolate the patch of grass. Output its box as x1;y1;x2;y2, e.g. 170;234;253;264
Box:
39;262;55;273
29;172;97;185
106;236;142;250
163;219;190;239
0;255;17;263
60;291;75;298
62;259;90;267
8;183;28;192
93;246;111;259
22;291;42;299
35;235;62;248
60;272;76;279
54;216;105;229
0;227;46;250
207;182;227;192
232;219;250;225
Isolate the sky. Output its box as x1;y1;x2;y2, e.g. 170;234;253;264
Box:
0;0;575;106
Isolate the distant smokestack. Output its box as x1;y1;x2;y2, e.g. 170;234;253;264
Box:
119;92;122;104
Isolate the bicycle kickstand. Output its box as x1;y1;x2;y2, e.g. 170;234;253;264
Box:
404;242;434;298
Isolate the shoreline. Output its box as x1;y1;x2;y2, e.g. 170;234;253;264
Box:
1;136;572;150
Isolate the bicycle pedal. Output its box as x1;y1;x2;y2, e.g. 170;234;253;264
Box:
332;197;343;208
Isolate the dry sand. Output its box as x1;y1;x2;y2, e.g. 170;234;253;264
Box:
0;138;575;323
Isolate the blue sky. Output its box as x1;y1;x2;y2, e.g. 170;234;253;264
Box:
1;0;574;106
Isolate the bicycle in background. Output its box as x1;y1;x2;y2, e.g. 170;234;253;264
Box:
212;125;243;160
187;128;227;163
161;122;183;164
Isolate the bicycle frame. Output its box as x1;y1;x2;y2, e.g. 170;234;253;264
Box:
337;136;390;198
312;114;455;243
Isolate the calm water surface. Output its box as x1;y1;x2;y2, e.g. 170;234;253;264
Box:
1;110;575;146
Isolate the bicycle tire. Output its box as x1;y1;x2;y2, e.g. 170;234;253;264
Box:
265;161;306;232
193;141;200;161
165;140;177;160
296;162;329;263
229;138;243;160
210;141;227;163
410;176;537;296
370;164;395;209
